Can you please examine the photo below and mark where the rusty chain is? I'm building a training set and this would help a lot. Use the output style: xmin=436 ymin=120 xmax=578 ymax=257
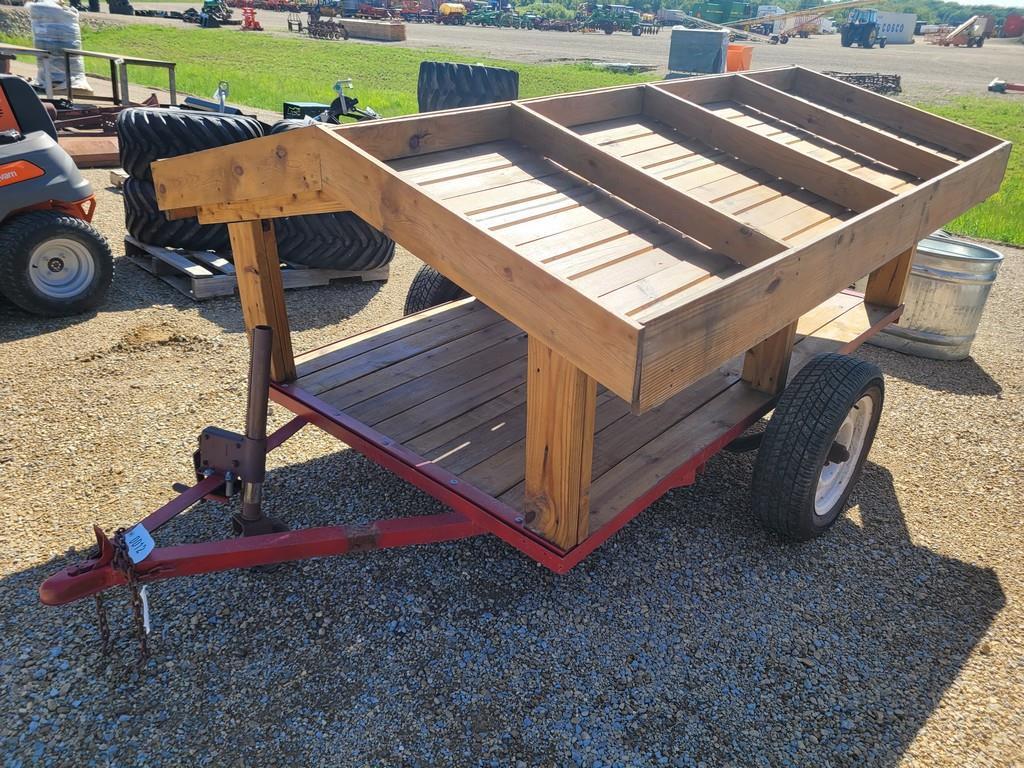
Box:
xmin=93 ymin=529 xmax=149 ymax=661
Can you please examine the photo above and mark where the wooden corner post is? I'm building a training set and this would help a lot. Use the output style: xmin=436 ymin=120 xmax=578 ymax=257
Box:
xmin=227 ymin=219 xmax=296 ymax=382
xmin=865 ymin=246 xmax=916 ymax=309
xmin=743 ymin=322 xmax=798 ymax=395
xmin=523 ymin=336 xmax=597 ymax=550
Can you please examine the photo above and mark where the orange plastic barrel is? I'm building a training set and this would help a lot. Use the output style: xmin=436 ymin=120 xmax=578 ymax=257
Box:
xmin=726 ymin=44 xmax=753 ymax=72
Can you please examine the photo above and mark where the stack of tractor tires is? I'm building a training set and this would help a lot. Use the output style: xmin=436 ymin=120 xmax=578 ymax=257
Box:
xmin=117 ymin=109 xmax=260 ymax=252
xmin=405 ymin=62 xmax=519 ymax=314
xmin=117 ymin=108 xmax=395 ymax=272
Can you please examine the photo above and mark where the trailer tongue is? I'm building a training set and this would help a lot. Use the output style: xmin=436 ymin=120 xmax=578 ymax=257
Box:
xmin=39 ymin=67 xmax=1009 ymax=656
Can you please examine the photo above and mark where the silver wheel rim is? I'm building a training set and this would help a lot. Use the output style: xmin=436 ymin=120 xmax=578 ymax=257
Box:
xmin=814 ymin=394 xmax=874 ymax=517
xmin=28 ymin=237 xmax=95 ymax=300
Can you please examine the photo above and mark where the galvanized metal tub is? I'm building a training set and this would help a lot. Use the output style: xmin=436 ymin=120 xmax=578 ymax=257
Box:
xmin=869 ymin=235 xmax=1004 ymax=360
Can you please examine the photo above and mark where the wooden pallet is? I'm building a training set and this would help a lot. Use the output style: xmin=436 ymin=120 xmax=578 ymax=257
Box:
xmin=125 ymin=236 xmax=390 ymax=300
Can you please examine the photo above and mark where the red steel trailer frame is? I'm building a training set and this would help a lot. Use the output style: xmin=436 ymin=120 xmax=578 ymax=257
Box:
xmin=39 ymin=299 xmax=900 ymax=608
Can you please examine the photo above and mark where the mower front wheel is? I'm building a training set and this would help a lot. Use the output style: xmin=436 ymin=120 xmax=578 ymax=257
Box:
xmin=0 ymin=210 xmax=113 ymax=317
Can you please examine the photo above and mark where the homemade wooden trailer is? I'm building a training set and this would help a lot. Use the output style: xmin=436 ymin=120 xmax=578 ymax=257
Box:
xmin=40 ymin=68 xmax=1009 ymax=643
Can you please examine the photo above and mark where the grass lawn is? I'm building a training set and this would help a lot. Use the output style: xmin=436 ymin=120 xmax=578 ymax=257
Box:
xmin=920 ymin=98 xmax=1023 ymax=247
xmin=0 ymin=24 xmax=653 ymax=117
xmin=0 ymin=24 xmax=1020 ymax=245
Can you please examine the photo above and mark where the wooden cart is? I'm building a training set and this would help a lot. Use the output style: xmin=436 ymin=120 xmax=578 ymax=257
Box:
xmin=40 ymin=68 xmax=1008 ymax=625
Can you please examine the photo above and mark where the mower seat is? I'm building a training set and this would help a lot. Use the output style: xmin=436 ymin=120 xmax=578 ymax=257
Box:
xmin=0 ymin=75 xmax=57 ymax=141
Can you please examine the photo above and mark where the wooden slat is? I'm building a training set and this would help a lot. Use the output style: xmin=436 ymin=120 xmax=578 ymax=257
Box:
xmin=336 ymin=104 xmax=512 ymax=162
xmin=523 ymin=337 xmax=597 ymax=549
xmin=297 ymin=304 xmax=505 ymax=393
xmin=643 ymin=86 xmax=894 ymax=213
xmin=733 ymin=76 xmax=955 ymax=180
xmin=865 ymin=246 xmax=916 ymax=308
xmin=524 ymin=84 xmax=645 ymax=128
xmin=154 ymin=128 xmax=324 ymax=210
xmin=315 ymin=129 xmax=643 ymax=402
xmin=787 ymin=68 xmax=1000 ymax=159
xmin=511 ymin=103 xmax=785 ymax=268
xmin=195 ymin=190 xmax=348 ymax=225
xmin=294 ymin=298 xmax=480 ymax=376
xmin=636 ymin=142 xmax=1010 ymax=411
xmin=227 ymin=220 xmax=295 ymax=382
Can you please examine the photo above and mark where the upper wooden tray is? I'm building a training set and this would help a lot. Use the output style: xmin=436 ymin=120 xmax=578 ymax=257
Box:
xmin=153 ymin=66 xmax=1010 ymax=412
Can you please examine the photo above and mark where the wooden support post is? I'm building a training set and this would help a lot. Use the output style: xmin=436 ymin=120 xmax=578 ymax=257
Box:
xmin=227 ymin=219 xmax=296 ymax=382
xmin=742 ymin=321 xmax=798 ymax=395
xmin=523 ymin=336 xmax=597 ymax=550
xmin=865 ymin=246 xmax=916 ymax=309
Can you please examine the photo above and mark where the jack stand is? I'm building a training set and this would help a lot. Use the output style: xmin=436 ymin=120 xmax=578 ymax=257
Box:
xmin=233 ymin=325 xmax=286 ymax=537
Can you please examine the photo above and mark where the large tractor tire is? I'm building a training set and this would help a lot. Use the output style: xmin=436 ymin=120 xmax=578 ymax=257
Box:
xmin=273 ymin=212 xmax=395 ymax=271
xmin=122 ymin=177 xmax=230 ymax=251
xmin=404 ymin=264 xmax=468 ymax=315
xmin=0 ymin=210 xmax=113 ymax=317
xmin=117 ymin=108 xmax=264 ymax=180
xmin=417 ymin=61 xmax=520 ymax=113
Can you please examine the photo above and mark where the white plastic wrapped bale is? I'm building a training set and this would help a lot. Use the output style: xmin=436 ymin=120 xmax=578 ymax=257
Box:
xmin=27 ymin=0 xmax=93 ymax=93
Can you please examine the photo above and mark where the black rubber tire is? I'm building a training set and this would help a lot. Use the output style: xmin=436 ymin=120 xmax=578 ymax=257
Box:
xmin=122 ymin=177 xmax=230 ymax=251
xmin=273 ymin=212 xmax=395 ymax=271
xmin=416 ymin=61 xmax=520 ymax=113
xmin=403 ymin=264 xmax=467 ymax=315
xmin=975 ymin=36 xmax=984 ymax=47
xmin=751 ymin=353 xmax=884 ymax=541
xmin=0 ymin=211 xmax=113 ymax=316
xmin=270 ymin=118 xmax=311 ymax=135
xmin=117 ymin=107 xmax=264 ymax=180
xmin=879 ymin=37 xmax=887 ymax=48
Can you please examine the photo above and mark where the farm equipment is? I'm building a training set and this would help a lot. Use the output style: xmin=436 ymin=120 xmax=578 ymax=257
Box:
xmin=356 ymin=0 xmax=399 ymax=19
xmin=932 ymin=15 xmax=993 ymax=47
xmin=840 ymin=8 xmax=886 ymax=48
xmin=632 ymin=12 xmax=660 ymax=35
xmin=0 ymin=75 xmax=112 ymax=316
xmin=240 ymin=0 xmax=264 ymax=29
xmin=38 ymin=68 xmax=1010 ymax=657
xmin=436 ymin=1 xmax=466 ymax=23
xmin=307 ymin=5 xmax=350 ymax=38
xmin=727 ymin=0 xmax=874 ymax=43
xmin=579 ymin=2 xmax=638 ymax=34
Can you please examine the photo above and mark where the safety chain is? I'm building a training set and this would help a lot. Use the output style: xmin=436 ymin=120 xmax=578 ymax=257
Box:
xmin=93 ymin=529 xmax=149 ymax=661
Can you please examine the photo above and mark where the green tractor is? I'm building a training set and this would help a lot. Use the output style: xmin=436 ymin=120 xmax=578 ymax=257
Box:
xmin=840 ymin=8 xmax=887 ymax=48
xmin=579 ymin=2 xmax=639 ymax=34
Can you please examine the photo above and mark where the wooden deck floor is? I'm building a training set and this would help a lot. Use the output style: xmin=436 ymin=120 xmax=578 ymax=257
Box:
xmin=292 ymin=293 xmax=895 ymax=541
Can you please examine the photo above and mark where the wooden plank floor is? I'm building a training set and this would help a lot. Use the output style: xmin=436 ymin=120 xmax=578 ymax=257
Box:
xmin=294 ymin=294 xmax=893 ymax=545
xmin=392 ymin=140 xmax=745 ymax=323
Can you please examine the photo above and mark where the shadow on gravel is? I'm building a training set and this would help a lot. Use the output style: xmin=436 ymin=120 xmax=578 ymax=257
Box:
xmin=0 ymin=254 xmax=383 ymax=343
xmin=868 ymin=344 xmax=1003 ymax=396
xmin=0 ymin=445 xmax=1006 ymax=766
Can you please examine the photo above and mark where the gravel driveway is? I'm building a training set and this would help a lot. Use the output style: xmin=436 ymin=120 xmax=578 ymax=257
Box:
xmin=0 ymin=169 xmax=1021 ymax=766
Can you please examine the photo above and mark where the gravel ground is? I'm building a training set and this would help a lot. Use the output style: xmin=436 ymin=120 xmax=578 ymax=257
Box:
xmin=0 ymin=170 xmax=1022 ymax=767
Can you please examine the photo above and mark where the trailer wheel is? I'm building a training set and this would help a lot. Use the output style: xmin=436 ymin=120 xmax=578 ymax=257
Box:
xmin=751 ymin=353 xmax=884 ymax=541
xmin=0 ymin=210 xmax=113 ymax=316
xmin=403 ymin=264 xmax=467 ymax=315
xmin=879 ymin=36 xmax=887 ymax=48
xmin=117 ymin=108 xmax=264 ymax=181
